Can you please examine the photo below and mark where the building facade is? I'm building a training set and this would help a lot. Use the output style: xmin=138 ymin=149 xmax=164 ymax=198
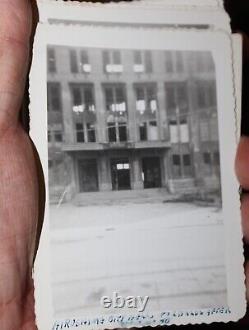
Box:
xmin=47 ymin=46 xmax=220 ymax=202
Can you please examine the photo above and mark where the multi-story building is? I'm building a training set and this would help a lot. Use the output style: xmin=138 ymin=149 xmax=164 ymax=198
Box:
xmin=47 ymin=46 xmax=220 ymax=202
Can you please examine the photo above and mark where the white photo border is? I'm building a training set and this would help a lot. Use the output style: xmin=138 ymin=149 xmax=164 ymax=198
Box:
xmin=30 ymin=21 xmax=246 ymax=330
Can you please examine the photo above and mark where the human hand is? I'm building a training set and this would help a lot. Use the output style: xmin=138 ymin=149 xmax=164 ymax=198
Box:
xmin=0 ymin=0 xmax=40 ymax=329
xmin=236 ymin=137 xmax=249 ymax=302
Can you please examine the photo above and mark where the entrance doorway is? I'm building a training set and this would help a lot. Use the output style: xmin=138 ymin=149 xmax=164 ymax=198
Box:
xmin=142 ymin=157 xmax=162 ymax=189
xmin=111 ymin=158 xmax=131 ymax=191
xmin=78 ymin=159 xmax=99 ymax=192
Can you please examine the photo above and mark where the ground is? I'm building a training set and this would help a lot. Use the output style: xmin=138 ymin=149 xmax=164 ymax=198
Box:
xmin=49 ymin=202 xmax=227 ymax=319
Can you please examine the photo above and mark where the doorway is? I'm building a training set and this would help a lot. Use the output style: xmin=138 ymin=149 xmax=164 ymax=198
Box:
xmin=142 ymin=157 xmax=162 ymax=189
xmin=78 ymin=159 xmax=99 ymax=192
xmin=111 ymin=158 xmax=131 ymax=191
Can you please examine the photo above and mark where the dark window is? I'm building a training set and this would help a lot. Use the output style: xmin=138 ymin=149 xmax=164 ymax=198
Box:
xmin=70 ymin=49 xmax=78 ymax=73
xmin=104 ymin=85 xmax=127 ymax=142
xmin=116 ymin=87 xmax=125 ymax=105
xmin=84 ymin=87 xmax=95 ymax=111
xmin=172 ymin=154 xmax=181 ymax=166
xmin=72 ymin=86 xmax=82 ymax=106
xmin=48 ymin=160 xmax=53 ymax=169
xmin=145 ymin=51 xmax=153 ymax=73
xmin=139 ymin=123 xmax=147 ymax=141
xmin=47 ymin=48 xmax=56 ymax=73
xmin=169 ymin=119 xmax=177 ymax=126
xmin=80 ymin=50 xmax=88 ymax=65
xmin=105 ymin=87 xmax=114 ymax=111
xmin=104 ymin=85 xmax=126 ymax=113
xmin=71 ymin=84 xmax=95 ymax=112
xmin=47 ymin=82 xmax=62 ymax=112
xmin=183 ymin=154 xmax=191 ymax=166
xmin=203 ymin=152 xmax=212 ymax=164
xmin=149 ymin=120 xmax=157 ymax=127
xmin=135 ymin=84 xmax=157 ymax=114
xmin=172 ymin=154 xmax=181 ymax=178
xmin=119 ymin=124 xmax=127 ymax=142
xmin=76 ymin=123 xmax=85 ymax=142
xmin=178 ymin=84 xmax=188 ymax=107
xmin=54 ymin=130 xmax=63 ymax=142
xmin=71 ymin=84 xmax=96 ymax=142
xmin=136 ymin=86 xmax=145 ymax=103
xmin=48 ymin=130 xmax=51 ymax=142
xmin=113 ymin=50 xmax=121 ymax=65
xmin=165 ymin=82 xmax=188 ymax=111
xmin=108 ymin=123 xmax=117 ymax=142
xmin=80 ymin=50 xmax=90 ymax=72
xmin=176 ymin=52 xmax=184 ymax=72
xmin=103 ymin=50 xmax=110 ymax=71
xmin=166 ymin=85 xmax=176 ymax=109
xmin=165 ymin=51 xmax=173 ymax=73
xmin=103 ymin=50 xmax=122 ymax=72
xmin=134 ymin=51 xmax=142 ymax=65
xmin=87 ymin=123 xmax=96 ymax=142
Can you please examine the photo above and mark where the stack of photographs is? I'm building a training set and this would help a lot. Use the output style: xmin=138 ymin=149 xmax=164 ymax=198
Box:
xmin=30 ymin=1 xmax=245 ymax=329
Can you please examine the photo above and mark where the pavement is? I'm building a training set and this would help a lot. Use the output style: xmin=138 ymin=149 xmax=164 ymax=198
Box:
xmin=49 ymin=202 xmax=227 ymax=319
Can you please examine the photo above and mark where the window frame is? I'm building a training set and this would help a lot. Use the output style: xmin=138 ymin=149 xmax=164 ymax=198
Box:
xmin=70 ymin=83 xmax=97 ymax=143
xmin=104 ymin=84 xmax=128 ymax=143
xmin=47 ymin=82 xmax=62 ymax=112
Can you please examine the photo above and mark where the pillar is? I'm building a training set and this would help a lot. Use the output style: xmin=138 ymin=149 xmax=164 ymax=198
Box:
xmin=132 ymin=153 xmax=143 ymax=190
xmin=99 ymin=153 xmax=112 ymax=191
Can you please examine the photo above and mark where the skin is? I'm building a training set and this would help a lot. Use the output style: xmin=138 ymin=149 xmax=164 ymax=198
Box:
xmin=0 ymin=0 xmax=247 ymax=329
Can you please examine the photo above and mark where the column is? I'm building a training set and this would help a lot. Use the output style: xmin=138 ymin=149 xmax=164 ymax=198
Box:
xmin=161 ymin=150 xmax=170 ymax=190
xmin=61 ymin=80 xmax=75 ymax=144
xmin=99 ymin=153 xmax=112 ymax=191
xmin=157 ymin=81 xmax=169 ymax=141
xmin=94 ymin=82 xmax=107 ymax=143
xmin=132 ymin=153 xmax=143 ymax=190
xmin=187 ymin=78 xmax=203 ymax=188
xmin=126 ymin=82 xmax=138 ymax=142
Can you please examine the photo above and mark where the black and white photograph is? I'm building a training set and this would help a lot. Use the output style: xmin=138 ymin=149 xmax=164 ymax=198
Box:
xmin=48 ymin=46 xmax=225 ymax=316
xmin=30 ymin=1 xmax=246 ymax=329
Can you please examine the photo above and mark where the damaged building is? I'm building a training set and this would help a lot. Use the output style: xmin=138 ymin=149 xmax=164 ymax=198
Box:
xmin=47 ymin=46 xmax=220 ymax=202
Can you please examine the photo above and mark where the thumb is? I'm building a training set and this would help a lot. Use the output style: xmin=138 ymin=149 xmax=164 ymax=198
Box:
xmin=0 ymin=0 xmax=32 ymax=135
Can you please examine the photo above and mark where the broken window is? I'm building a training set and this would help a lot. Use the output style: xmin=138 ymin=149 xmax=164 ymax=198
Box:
xmin=104 ymin=84 xmax=128 ymax=142
xmin=103 ymin=50 xmax=123 ymax=73
xmin=165 ymin=82 xmax=188 ymax=115
xmin=76 ymin=123 xmax=85 ymax=143
xmin=80 ymin=50 xmax=91 ymax=73
xmin=135 ymin=84 xmax=158 ymax=141
xmin=71 ymin=84 xmax=96 ymax=143
xmin=133 ymin=51 xmax=153 ymax=73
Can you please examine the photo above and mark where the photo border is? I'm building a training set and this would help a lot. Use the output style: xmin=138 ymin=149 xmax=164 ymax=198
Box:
xmin=30 ymin=19 xmax=245 ymax=330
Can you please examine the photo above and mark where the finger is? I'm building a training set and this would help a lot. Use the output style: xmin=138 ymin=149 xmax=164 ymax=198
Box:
xmin=241 ymin=194 xmax=249 ymax=243
xmin=0 ymin=0 xmax=32 ymax=133
xmin=235 ymin=137 xmax=249 ymax=190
